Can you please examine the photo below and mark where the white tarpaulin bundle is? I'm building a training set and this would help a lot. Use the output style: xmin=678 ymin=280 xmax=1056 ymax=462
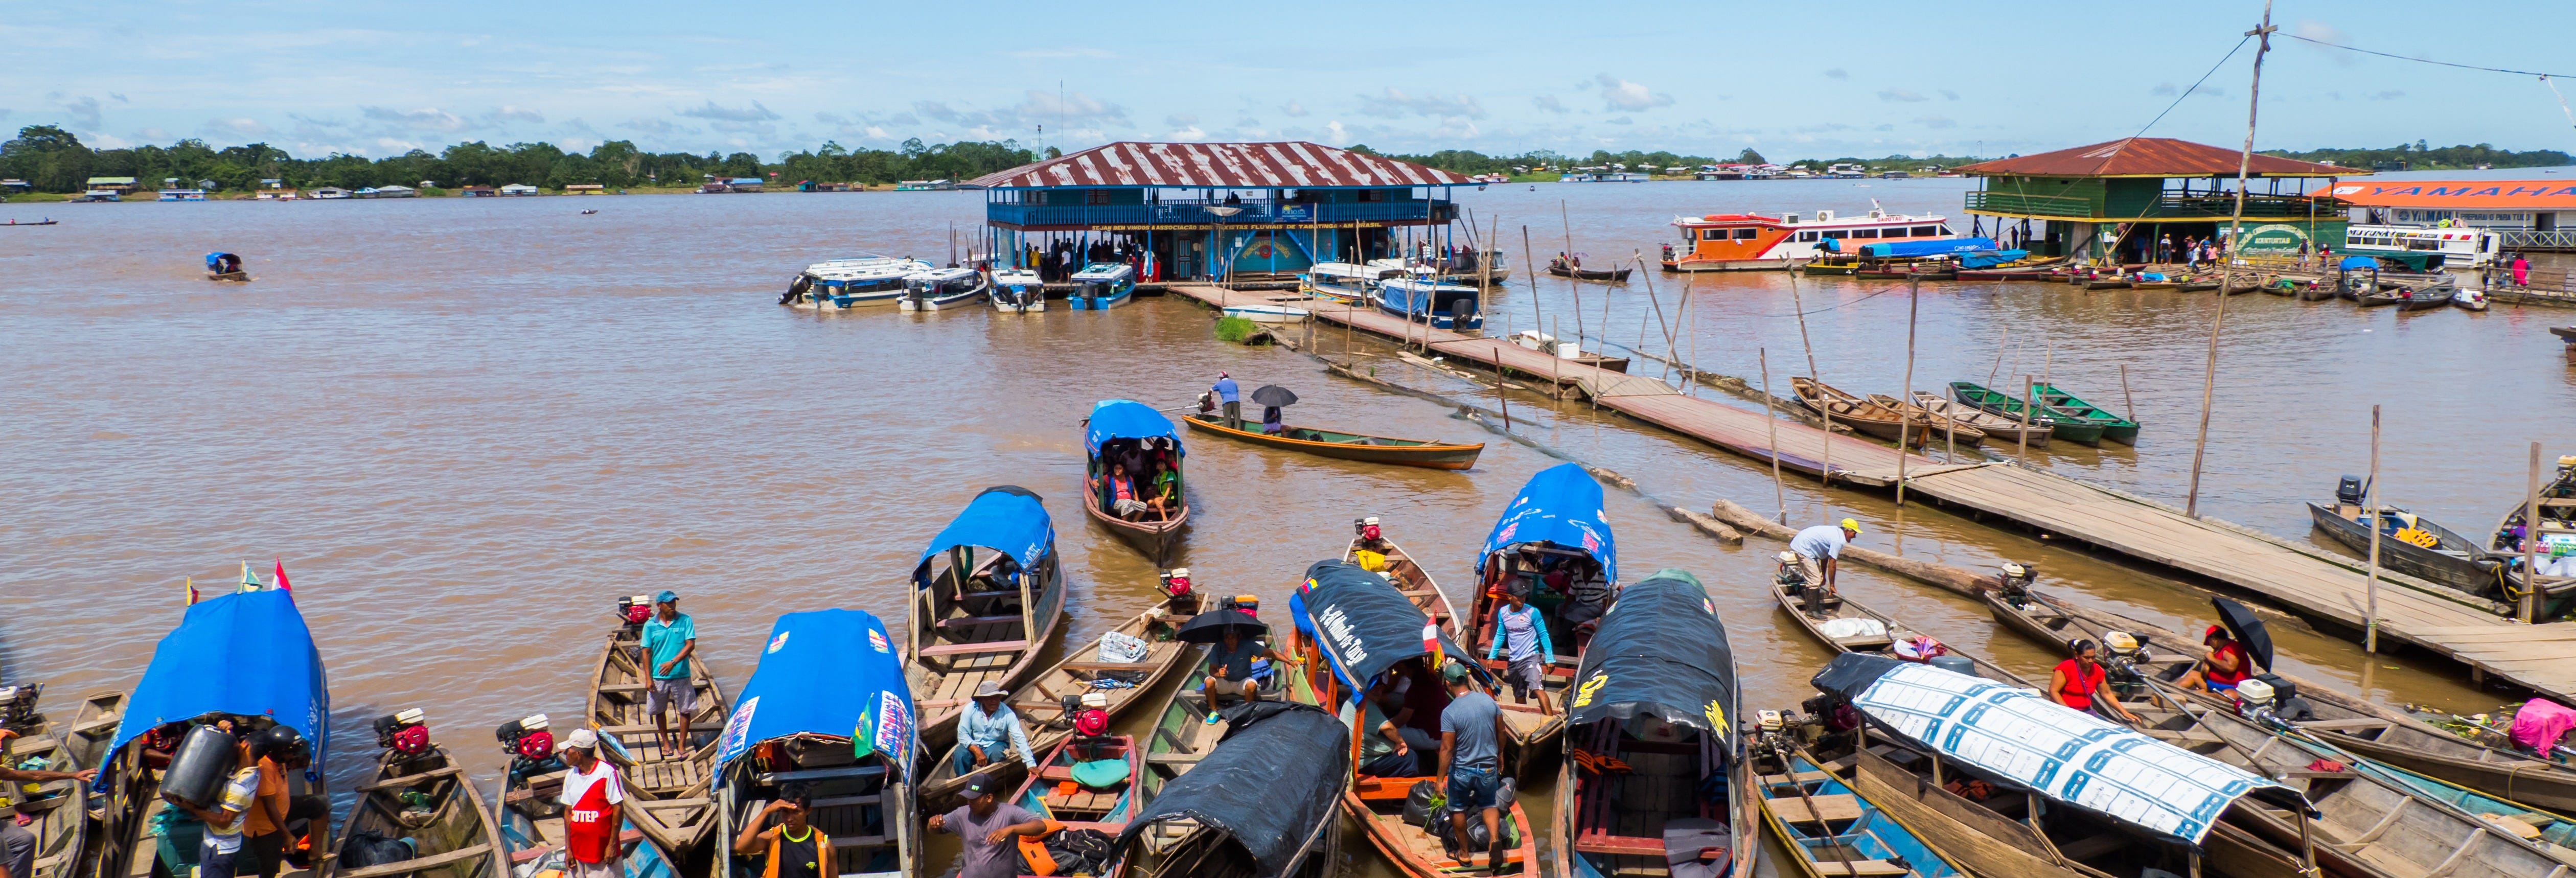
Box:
xmin=1812 ymin=655 xmax=2283 ymax=844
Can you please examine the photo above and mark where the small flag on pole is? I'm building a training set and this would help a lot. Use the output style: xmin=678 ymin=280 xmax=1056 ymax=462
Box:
xmin=273 ymin=558 xmax=292 ymax=593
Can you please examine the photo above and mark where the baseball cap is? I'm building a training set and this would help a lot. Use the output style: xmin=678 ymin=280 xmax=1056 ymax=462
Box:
xmin=557 ymin=728 xmax=600 ymax=753
xmin=654 ymin=589 xmax=679 ymax=605
xmin=962 ymin=778 xmax=996 ymax=799
xmin=1439 ymin=660 xmax=1469 ymax=683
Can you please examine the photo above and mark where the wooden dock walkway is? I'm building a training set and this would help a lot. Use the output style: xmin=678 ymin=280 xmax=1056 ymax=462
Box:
xmin=1167 ymin=283 xmax=2576 ymax=701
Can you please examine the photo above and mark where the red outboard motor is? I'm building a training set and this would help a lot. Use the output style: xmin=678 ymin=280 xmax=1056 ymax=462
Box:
xmin=372 ymin=708 xmax=433 ymax=757
xmin=1353 ymin=517 xmax=1382 ymax=543
xmin=616 ymin=594 xmax=653 ymax=629
xmin=1159 ymin=568 xmax=1200 ymax=614
xmin=495 ymin=713 xmax=555 ymax=761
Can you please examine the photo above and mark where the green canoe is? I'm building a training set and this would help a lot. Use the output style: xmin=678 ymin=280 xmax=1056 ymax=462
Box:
xmin=1948 ymin=381 xmax=2107 ymax=445
xmin=2031 ymin=382 xmax=2140 ymax=445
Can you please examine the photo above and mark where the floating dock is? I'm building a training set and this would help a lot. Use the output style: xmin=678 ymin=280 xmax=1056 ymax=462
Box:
xmin=1169 ymin=283 xmax=2576 ymax=701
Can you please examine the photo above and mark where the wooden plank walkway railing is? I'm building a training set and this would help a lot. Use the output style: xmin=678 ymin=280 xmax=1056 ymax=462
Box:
xmin=1162 ymin=283 xmax=2576 ymax=700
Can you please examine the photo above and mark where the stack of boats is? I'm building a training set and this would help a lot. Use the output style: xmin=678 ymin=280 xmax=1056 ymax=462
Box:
xmin=1783 ymin=377 xmax=2138 ymax=450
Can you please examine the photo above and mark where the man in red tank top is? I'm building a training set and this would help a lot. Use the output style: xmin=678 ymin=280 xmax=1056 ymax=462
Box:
xmin=555 ymin=729 xmax=627 ymax=878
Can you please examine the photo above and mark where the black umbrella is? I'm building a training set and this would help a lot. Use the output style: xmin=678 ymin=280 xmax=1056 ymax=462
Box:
xmin=2211 ymin=597 xmax=2274 ymax=673
xmin=1249 ymin=384 xmax=1299 ymax=407
xmin=1176 ymin=608 xmax=1268 ymax=644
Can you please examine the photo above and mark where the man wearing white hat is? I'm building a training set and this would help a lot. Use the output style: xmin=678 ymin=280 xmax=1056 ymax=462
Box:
xmin=556 ymin=729 xmax=627 ymax=878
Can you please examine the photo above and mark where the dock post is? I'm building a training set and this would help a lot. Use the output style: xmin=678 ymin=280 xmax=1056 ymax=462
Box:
xmin=2019 ymin=376 xmax=2035 ymax=468
xmin=2525 ymin=442 xmax=2543 ymax=623
xmin=1494 ymin=346 xmax=1511 ymax=432
xmin=1898 ymin=276 xmax=1919 ymax=505
xmin=1762 ymin=348 xmax=1785 ymax=523
xmin=2364 ymin=404 xmax=2381 ymax=653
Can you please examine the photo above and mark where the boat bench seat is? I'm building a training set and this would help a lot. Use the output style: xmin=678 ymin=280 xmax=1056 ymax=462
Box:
xmin=1798 ymin=859 xmax=1911 ymax=876
xmin=1571 ymin=831 xmax=1665 ymax=857
xmin=1767 ymin=793 xmax=1861 ymax=824
xmin=918 ymin=639 xmax=1030 ymax=657
xmin=935 ymin=615 xmax=1023 ymax=630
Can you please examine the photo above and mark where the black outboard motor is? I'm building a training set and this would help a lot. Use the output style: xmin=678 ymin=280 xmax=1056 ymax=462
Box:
xmin=1994 ymin=562 xmax=2037 ymax=606
xmin=2335 ymin=475 xmax=2368 ymax=508
xmin=781 ymin=274 xmax=812 ymax=306
xmin=0 ymin=683 xmax=40 ymax=733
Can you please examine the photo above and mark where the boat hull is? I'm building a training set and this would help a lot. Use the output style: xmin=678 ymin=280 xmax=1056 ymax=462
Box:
xmin=1182 ymin=413 xmax=1483 ymax=470
xmin=587 ymin=626 xmax=730 ymax=858
xmin=918 ymin=607 xmax=1191 ymax=814
xmin=1547 ymin=265 xmax=1632 ymax=281
xmin=1082 ymin=482 xmax=1186 ymax=563
xmin=1069 ymin=290 xmax=1133 ymax=310
xmin=2304 ymin=502 xmax=2502 ymax=597
xmin=1221 ymin=305 xmax=1310 ymax=324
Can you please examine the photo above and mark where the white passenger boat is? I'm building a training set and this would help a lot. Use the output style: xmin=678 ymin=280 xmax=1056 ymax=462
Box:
xmin=1374 ymin=273 xmax=1484 ymax=331
xmin=782 ymin=255 xmax=933 ymax=309
xmin=1299 ymin=262 xmax=1396 ymax=303
xmin=899 ymin=267 xmax=991 ymax=312
xmin=1067 ymin=262 xmax=1136 ymax=310
xmin=1222 ymin=303 xmax=1310 ymax=324
xmin=989 ymin=268 xmax=1045 ymax=312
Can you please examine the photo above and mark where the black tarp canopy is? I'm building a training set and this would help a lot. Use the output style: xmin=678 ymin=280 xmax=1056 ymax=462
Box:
xmin=1115 ymin=702 xmax=1347 ymax=876
xmin=1565 ymin=569 xmax=1738 ymax=746
xmin=1290 ymin=559 xmax=1473 ymax=693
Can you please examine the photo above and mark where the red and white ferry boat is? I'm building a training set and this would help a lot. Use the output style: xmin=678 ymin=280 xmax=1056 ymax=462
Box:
xmin=1660 ymin=204 xmax=1959 ymax=271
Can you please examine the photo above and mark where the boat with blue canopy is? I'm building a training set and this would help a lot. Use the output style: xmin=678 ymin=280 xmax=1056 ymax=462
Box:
xmin=1083 ymin=400 xmax=1189 ymax=563
xmin=906 ymin=486 xmax=1068 ymax=751
xmin=711 ymin=610 xmax=918 ymax=878
xmin=1553 ymin=569 xmax=1754 ymax=878
xmin=95 ymin=585 xmax=330 ymax=878
xmin=1285 ymin=559 xmax=1543 ymax=876
xmin=1471 ymin=463 xmax=1616 ymax=695
xmin=1068 ymin=262 xmax=1136 ymax=310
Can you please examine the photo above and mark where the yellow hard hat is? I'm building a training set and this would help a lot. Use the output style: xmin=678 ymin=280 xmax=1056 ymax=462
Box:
xmin=1839 ymin=518 xmax=1864 ymax=535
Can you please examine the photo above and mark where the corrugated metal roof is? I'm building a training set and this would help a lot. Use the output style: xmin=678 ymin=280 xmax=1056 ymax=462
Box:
xmin=1954 ymin=137 xmax=2351 ymax=178
xmin=967 ymin=142 xmax=1474 ymax=189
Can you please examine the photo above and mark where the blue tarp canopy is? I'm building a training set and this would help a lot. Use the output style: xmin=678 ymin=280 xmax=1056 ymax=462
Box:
xmin=1957 ymin=249 xmax=2029 ymax=269
xmin=1858 ymin=237 xmax=1998 ymax=259
xmin=914 ymin=486 xmax=1055 ymax=583
xmin=715 ymin=610 xmax=914 ymax=770
xmin=2340 ymin=255 xmax=2380 ymax=271
xmin=110 ymin=589 xmax=330 ymax=771
xmin=1477 ymin=463 xmax=1618 ymax=583
xmin=1085 ymin=400 xmax=1182 ymax=458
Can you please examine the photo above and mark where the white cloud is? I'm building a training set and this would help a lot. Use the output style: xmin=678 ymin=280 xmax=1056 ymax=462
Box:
xmin=360 ymin=106 xmax=471 ymax=132
xmin=1877 ymin=88 xmax=1927 ymax=103
xmin=490 ymin=106 xmax=546 ymax=124
xmin=864 ymin=126 xmax=890 ymax=140
xmin=1325 ymin=120 xmax=1348 ymax=143
xmin=1170 ymin=125 xmax=1206 ymax=141
xmin=1354 ymin=87 xmax=1484 ymax=119
xmin=1592 ymin=75 xmax=1672 ymax=112
xmin=1279 ymin=100 xmax=1308 ymax=118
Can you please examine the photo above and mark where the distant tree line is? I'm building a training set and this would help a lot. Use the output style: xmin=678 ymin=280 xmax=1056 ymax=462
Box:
xmin=0 ymin=126 xmax=1043 ymax=193
xmin=2261 ymin=142 xmax=2571 ymax=171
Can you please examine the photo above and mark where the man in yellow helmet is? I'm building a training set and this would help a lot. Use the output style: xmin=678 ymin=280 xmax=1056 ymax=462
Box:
xmin=1788 ymin=518 xmax=1864 ymax=594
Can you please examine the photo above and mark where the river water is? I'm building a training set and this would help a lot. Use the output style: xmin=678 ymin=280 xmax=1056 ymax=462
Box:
xmin=4 ymin=180 xmax=2566 ymax=875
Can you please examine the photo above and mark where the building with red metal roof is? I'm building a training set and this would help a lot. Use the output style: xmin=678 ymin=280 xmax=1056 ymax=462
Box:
xmin=1956 ymin=137 xmax=2358 ymax=264
xmin=967 ymin=141 xmax=1480 ymax=282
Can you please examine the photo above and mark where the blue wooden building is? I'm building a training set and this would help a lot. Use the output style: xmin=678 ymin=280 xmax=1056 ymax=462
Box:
xmin=965 ymin=141 xmax=1476 ymax=281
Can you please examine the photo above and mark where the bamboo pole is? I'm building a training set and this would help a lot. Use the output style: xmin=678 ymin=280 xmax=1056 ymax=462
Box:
xmin=1787 ymin=264 xmax=1829 ymax=484
xmin=1763 ymin=348 xmax=1785 ymax=522
xmin=2191 ymin=0 xmax=2275 ymax=520
xmin=1496 ymin=346 xmax=1511 ymax=431
xmin=1638 ymin=252 xmax=1680 ymax=384
xmin=2020 ymin=376 xmax=2035 ymax=467
xmin=2524 ymin=442 xmax=2543 ymax=623
xmin=1522 ymin=224 xmax=1540 ymax=345
xmin=2364 ymin=404 xmax=2382 ymax=653
xmin=2119 ymin=363 xmax=2138 ymax=424
xmin=1986 ymin=326 xmax=2008 ymax=389
xmin=1898 ymin=275 xmax=1919 ymax=505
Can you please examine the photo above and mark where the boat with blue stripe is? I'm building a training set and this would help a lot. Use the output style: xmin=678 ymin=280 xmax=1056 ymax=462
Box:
xmin=1373 ymin=273 xmax=1483 ymax=330
xmin=783 ymin=255 xmax=932 ymax=309
xmin=989 ymin=267 xmax=1045 ymax=312
xmin=1068 ymin=262 xmax=1136 ymax=309
xmin=1753 ymin=749 xmax=1962 ymax=878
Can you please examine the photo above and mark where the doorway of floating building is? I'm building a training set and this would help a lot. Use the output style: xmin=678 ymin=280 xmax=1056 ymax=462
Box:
xmin=1228 ymin=229 xmax=1316 ymax=280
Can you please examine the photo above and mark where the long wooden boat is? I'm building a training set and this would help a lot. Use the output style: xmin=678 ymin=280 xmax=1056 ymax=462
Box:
xmin=907 ymin=486 xmax=1071 ymax=753
xmin=1085 ymin=401 xmax=1190 ymax=564
xmin=1182 ymin=412 xmax=1483 ymax=470
xmin=1792 ymin=377 xmax=1926 ymax=448
xmin=324 ymin=731 xmax=504 ymax=878
xmin=1284 ymin=560 xmax=1540 ymax=877
xmin=10 ymin=691 xmax=123 ymax=878
xmin=586 ymin=614 xmax=730 ymax=858
xmin=1910 ymin=392 xmax=2049 ymax=447
xmin=1981 ymin=585 xmax=2576 ymax=816
xmin=2490 ymin=455 xmax=2576 ymax=616
xmin=1773 ymin=573 xmax=2034 ymax=686
xmin=1867 ymin=393 xmax=1987 ymax=447
xmin=1753 ymin=747 xmax=1965 ymax=878
xmin=1114 ymin=701 xmax=1344 ymax=878
xmin=1350 ymin=532 xmax=1463 ymax=642
xmin=2305 ymin=498 xmax=2504 ymax=597
xmin=1548 ymin=261 xmax=1632 ymax=281
xmin=1084 ymin=486 xmax=1188 ymax=564
xmin=2029 ymin=383 xmax=2138 ymax=445
xmin=492 ymin=717 xmax=676 ymax=878
xmin=1551 ymin=571 xmax=1755 ymax=878
xmin=1949 ymin=381 xmax=2102 ymax=445
xmin=2082 ymin=278 xmax=2131 ymax=290
xmin=1855 ymin=268 xmax=1957 ymax=281
xmin=917 ymin=604 xmax=1193 ymax=814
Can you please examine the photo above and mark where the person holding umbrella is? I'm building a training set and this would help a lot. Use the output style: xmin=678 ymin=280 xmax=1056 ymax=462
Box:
xmin=1176 ymin=607 xmax=1287 ymax=721
xmin=1248 ymin=384 xmax=1298 ymax=435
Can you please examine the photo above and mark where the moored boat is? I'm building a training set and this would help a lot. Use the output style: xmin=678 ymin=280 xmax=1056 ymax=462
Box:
xmin=324 ymin=713 xmax=504 ymax=878
xmin=2305 ymin=477 xmax=2506 ymax=598
xmin=1769 ymin=554 xmax=2028 ymax=683
xmin=1465 ymin=462 xmax=1608 ymax=758
xmin=1748 ymin=736 xmax=1964 ymax=878
xmin=990 ymin=268 xmax=1046 ymax=312
xmin=1221 ymin=303 xmax=1310 ymax=324
xmin=1375 ymin=274 xmax=1485 ymax=330
xmin=905 ymin=485 xmax=1070 ymax=751
xmin=2452 ymin=287 xmax=2489 ymax=311
xmin=1284 ymin=560 xmax=1539 ymax=877
xmin=1867 ymin=392 xmax=1987 ymax=447
xmin=1005 ymin=732 xmax=1143 ymax=835
xmin=492 ymin=714 xmax=677 ymax=878
xmin=2491 ymin=455 xmax=2576 ymax=615
xmin=8 ymin=690 xmax=124 ymax=878
xmin=1948 ymin=381 xmax=2101 ymax=444
xmin=782 ymin=256 xmax=931 ymax=309
xmin=586 ymin=598 xmax=731 ymax=859
xmin=1299 ymin=262 xmax=1398 ymax=304
xmin=896 ymin=266 xmax=989 ymax=312
xmin=1069 ymin=262 xmax=1137 ymax=310
xmin=1082 ymin=401 xmax=1190 ymax=563
xmin=917 ymin=604 xmax=1191 ymax=813
xmin=1791 ymin=377 xmax=1926 ymax=448
xmin=1111 ymin=702 xmax=1345 ymax=878
xmin=710 ymin=609 xmax=920 ymax=878
xmin=1546 ymin=258 xmax=1633 ymax=282
xmin=1183 ymin=412 xmax=1483 ymax=470
xmin=1662 ymin=207 xmax=1961 ymax=272
xmin=1552 ymin=569 xmax=1755 ymax=878
xmin=1349 ymin=520 xmax=1465 ymax=643
xmin=1910 ymin=391 xmax=2048 ymax=447
xmin=2029 ymin=383 xmax=2138 ymax=445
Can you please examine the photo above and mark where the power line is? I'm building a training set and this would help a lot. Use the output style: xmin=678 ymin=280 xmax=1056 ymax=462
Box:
xmin=2283 ymin=33 xmax=2574 ymax=79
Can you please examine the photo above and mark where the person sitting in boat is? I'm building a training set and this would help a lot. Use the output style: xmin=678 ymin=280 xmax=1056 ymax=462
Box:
xmin=2175 ymin=625 xmax=2251 ymax=692
xmin=2049 ymin=639 xmax=2143 ymax=725
xmin=1096 ymin=460 xmax=1148 ymax=521
xmin=955 ymin=682 xmax=1039 ymax=777
xmin=1201 ymin=624 xmax=1287 ymax=713
xmin=1260 ymin=404 xmax=1285 ymax=435
xmin=1349 ymin=668 xmax=1435 ymax=777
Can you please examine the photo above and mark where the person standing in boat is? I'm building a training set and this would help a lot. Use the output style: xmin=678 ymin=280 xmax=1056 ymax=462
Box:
xmin=642 ymin=590 xmax=699 ymax=754
xmin=732 ymin=782 xmax=833 ymax=878
xmin=2048 ymin=640 xmax=2142 ymax=725
xmin=1787 ymin=519 xmax=1861 ymax=594
xmin=556 ymin=729 xmax=628 ymax=878
xmin=1485 ymin=583 xmax=1553 ymax=712
xmin=1211 ymin=373 xmax=1241 ymax=429
xmin=1436 ymin=660 xmax=1508 ymax=870
xmin=928 ymin=779 xmax=1047 ymax=878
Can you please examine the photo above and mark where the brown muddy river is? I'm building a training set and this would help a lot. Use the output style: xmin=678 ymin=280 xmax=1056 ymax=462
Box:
xmin=4 ymin=179 xmax=2567 ymax=876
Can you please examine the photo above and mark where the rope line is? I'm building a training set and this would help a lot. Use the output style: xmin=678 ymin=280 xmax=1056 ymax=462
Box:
xmin=2283 ymin=33 xmax=2575 ymax=79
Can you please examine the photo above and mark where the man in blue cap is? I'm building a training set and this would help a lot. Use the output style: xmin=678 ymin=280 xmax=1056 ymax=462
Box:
xmin=642 ymin=590 xmax=699 ymax=754
xmin=1211 ymin=372 xmax=1240 ymax=430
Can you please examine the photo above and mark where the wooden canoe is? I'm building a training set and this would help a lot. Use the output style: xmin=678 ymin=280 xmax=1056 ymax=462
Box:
xmin=1554 ymin=710 xmax=1755 ymax=878
xmin=906 ymin=541 xmax=1067 ymax=752
xmin=1083 ymin=478 xmax=1188 ymax=564
xmin=1774 ymin=580 xmax=2032 ymax=685
xmin=586 ymin=623 xmax=729 ymax=858
xmin=1791 ymin=377 xmax=1926 ymax=448
xmin=1548 ymin=263 xmax=1632 ymax=282
xmin=10 ymin=691 xmax=123 ymax=878
xmin=1855 ymin=268 xmax=1956 ymax=281
xmin=710 ymin=736 xmax=914 ymax=878
xmin=1867 ymin=392 xmax=1988 ymax=447
xmin=493 ymin=747 xmax=677 ymax=878
xmin=1346 ymin=534 xmax=1465 ymax=643
xmin=1911 ymin=392 xmax=2048 ymax=447
xmin=2082 ymin=279 xmax=2130 ymax=290
xmin=206 ymin=270 xmax=250 ymax=282
xmin=2029 ymin=383 xmax=2138 ymax=445
xmin=1182 ymin=413 xmax=1483 ymax=470
xmin=1005 ymin=733 xmax=1144 ymax=831
xmin=917 ymin=605 xmax=1193 ymax=814
xmin=1948 ymin=382 xmax=2101 ymax=445
xmin=326 ymin=742 xmax=504 ymax=878
xmin=2305 ymin=500 xmax=2504 ymax=598
xmin=1754 ymin=747 xmax=1967 ymax=878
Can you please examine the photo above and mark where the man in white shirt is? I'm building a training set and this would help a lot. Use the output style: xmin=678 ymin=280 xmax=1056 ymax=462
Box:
xmin=1788 ymin=518 xmax=1862 ymax=593
xmin=556 ymin=729 xmax=628 ymax=878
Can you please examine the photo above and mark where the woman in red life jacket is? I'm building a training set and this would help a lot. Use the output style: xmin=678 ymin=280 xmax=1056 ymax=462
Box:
xmin=2048 ymin=639 xmax=2141 ymax=725
xmin=555 ymin=729 xmax=627 ymax=878
xmin=2178 ymin=626 xmax=2252 ymax=692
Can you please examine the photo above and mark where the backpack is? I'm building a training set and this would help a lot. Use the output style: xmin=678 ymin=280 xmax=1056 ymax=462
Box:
xmin=1016 ymin=826 xmax=1118 ymax=876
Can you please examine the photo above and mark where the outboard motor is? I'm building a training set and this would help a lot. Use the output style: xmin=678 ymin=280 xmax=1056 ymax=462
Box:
xmin=2334 ymin=475 xmax=2368 ymax=510
xmin=372 ymin=708 xmax=434 ymax=759
xmin=616 ymin=594 xmax=653 ymax=630
xmin=781 ymin=274 xmax=812 ymax=305
xmin=1158 ymin=567 xmax=1198 ymax=613
xmin=2098 ymin=631 xmax=2157 ymax=694
xmin=0 ymin=683 xmax=40 ymax=734
xmin=1994 ymin=562 xmax=2037 ymax=605
xmin=496 ymin=713 xmax=563 ymax=783
xmin=1353 ymin=516 xmax=1382 ymax=543
xmin=2233 ymin=674 xmax=2315 ymax=728
xmin=1775 ymin=551 xmax=1830 ymax=617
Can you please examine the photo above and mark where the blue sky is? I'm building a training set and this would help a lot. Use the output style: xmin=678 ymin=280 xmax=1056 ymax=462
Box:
xmin=9 ymin=1 xmax=2571 ymax=161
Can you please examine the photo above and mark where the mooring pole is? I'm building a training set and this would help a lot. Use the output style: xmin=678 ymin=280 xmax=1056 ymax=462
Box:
xmin=2364 ymin=404 xmax=2382 ymax=654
